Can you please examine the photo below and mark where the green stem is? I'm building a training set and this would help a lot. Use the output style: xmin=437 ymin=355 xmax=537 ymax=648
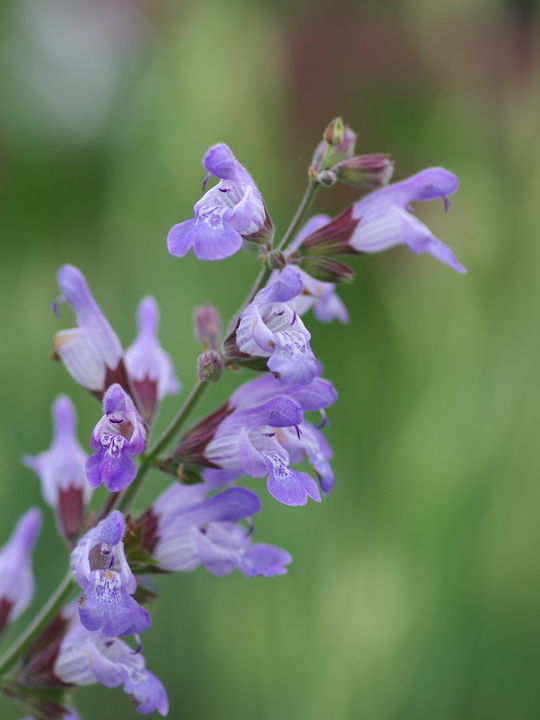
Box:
xmin=275 ymin=178 xmax=318 ymax=253
xmin=0 ymin=572 xmax=75 ymax=679
xmin=275 ymin=141 xmax=335 ymax=255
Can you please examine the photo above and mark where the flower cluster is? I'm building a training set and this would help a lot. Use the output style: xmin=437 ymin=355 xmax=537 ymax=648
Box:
xmin=2 ymin=118 xmax=465 ymax=719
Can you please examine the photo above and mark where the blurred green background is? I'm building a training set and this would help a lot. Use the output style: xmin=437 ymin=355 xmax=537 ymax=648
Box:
xmin=1 ymin=0 xmax=540 ymax=717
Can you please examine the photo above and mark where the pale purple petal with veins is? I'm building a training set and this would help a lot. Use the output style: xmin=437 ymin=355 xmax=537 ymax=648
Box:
xmin=86 ymin=384 xmax=146 ymax=492
xmin=237 ymin=544 xmax=292 ymax=578
xmin=125 ymin=297 xmax=181 ymax=423
xmin=122 ymin=666 xmax=169 ymax=716
xmin=71 ymin=511 xmax=146 ymax=637
xmin=236 ymin=267 xmax=318 ymax=385
xmin=350 ymin=168 xmax=466 ymax=273
xmin=264 ymin=451 xmax=321 ymax=506
xmin=78 ymin=569 xmax=141 ymax=637
xmin=266 ymin=330 xmax=318 ymax=385
xmin=152 ymin=483 xmax=290 ymax=578
xmin=54 ymin=265 xmax=123 ymax=391
xmin=168 ymin=143 xmax=265 ymax=261
xmin=0 ymin=508 xmax=41 ymax=631
xmin=55 ymin=621 xmax=168 ymax=715
xmin=23 ymin=395 xmax=90 ymax=540
xmin=230 ymin=374 xmax=337 ymax=413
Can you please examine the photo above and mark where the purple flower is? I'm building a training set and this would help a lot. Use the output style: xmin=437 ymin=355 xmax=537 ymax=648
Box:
xmin=0 ymin=509 xmax=41 ymax=636
xmin=70 ymin=511 xmax=150 ymax=637
xmin=349 ymin=168 xmax=465 ymax=272
xmin=125 ymin=297 xmax=181 ymax=424
xmin=148 ymin=483 xmax=291 ymax=577
xmin=55 ymin=617 xmax=168 ymax=716
xmin=186 ymin=374 xmax=336 ymax=506
xmin=86 ymin=384 xmax=146 ymax=492
xmin=167 ymin=143 xmax=267 ymax=261
xmin=53 ymin=265 xmax=125 ymax=393
xmin=235 ymin=266 xmax=318 ymax=385
xmin=23 ymin=395 xmax=90 ymax=541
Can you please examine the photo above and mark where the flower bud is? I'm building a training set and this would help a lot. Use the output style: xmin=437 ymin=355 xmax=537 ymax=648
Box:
xmin=300 ymin=257 xmax=356 ymax=284
xmin=197 ymin=351 xmax=223 ymax=383
xmin=324 ymin=117 xmax=345 ymax=146
xmin=334 ymin=153 xmax=394 ymax=188
xmin=267 ymin=250 xmax=288 ymax=270
xmin=194 ymin=303 xmax=222 ymax=351
xmin=312 ymin=122 xmax=357 ymax=171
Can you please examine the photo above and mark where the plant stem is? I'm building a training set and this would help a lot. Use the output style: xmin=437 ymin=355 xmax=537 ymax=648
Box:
xmin=0 ymin=572 xmax=75 ymax=679
xmin=275 ymin=141 xmax=335 ymax=255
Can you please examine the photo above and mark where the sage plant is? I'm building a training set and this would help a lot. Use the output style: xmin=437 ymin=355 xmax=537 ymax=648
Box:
xmin=0 ymin=118 xmax=465 ymax=718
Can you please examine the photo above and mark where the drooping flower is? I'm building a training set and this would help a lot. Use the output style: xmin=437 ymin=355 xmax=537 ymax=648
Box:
xmin=300 ymin=168 xmax=466 ymax=273
xmin=23 ymin=395 xmax=90 ymax=541
xmin=55 ymin=616 xmax=168 ymax=716
xmin=70 ymin=511 xmax=150 ymax=637
xmin=86 ymin=384 xmax=146 ymax=493
xmin=167 ymin=143 xmax=269 ymax=261
xmin=173 ymin=374 xmax=336 ymax=506
xmin=53 ymin=265 xmax=126 ymax=394
xmin=0 ymin=509 xmax=41 ymax=636
xmin=234 ymin=266 xmax=319 ymax=385
xmin=141 ymin=483 xmax=291 ymax=577
xmin=125 ymin=296 xmax=181 ymax=424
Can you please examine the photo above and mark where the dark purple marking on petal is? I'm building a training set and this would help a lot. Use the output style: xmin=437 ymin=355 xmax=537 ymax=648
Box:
xmin=50 ymin=295 xmax=65 ymax=319
xmin=314 ymin=410 xmax=331 ymax=429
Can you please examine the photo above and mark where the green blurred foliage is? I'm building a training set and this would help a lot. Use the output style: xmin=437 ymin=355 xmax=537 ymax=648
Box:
xmin=1 ymin=0 xmax=540 ymax=718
